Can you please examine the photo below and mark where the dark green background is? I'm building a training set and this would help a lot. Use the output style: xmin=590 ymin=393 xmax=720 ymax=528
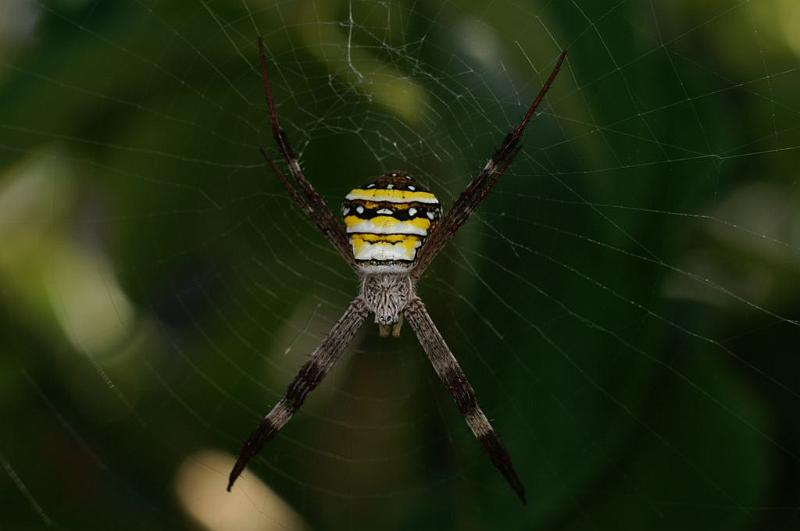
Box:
xmin=1 ymin=0 xmax=799 ymax=529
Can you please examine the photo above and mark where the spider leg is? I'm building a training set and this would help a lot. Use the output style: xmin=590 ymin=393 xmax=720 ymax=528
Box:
xmin=404 ymin=297 xmax=526 ymax=503
xmin=228 ymin=297 xmax=369 ymax=491
xmin=259 ymin=146 xmax=358 ymax=269
xmin=411 ymin=51 xmax=567 ymax=280
xmin=257 ymin=38 xmax=356 ymax=269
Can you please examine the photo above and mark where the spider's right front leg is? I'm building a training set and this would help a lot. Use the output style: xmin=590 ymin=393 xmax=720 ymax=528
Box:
xmin=228 ymin=297 xmax=368 ymax=490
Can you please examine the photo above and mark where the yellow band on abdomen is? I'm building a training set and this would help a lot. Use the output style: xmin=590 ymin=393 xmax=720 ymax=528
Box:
xmin=345 ymin=188 xmax=439 ymax=204
xmin=344 ymin=215 xmax=431 ymax=235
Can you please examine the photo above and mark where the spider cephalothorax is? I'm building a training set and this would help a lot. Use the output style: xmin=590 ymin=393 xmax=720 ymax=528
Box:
xmin=361 ymin=272 xmax=412 ymax=336
xmin=228 ymin=38 xmax=567 ymax=504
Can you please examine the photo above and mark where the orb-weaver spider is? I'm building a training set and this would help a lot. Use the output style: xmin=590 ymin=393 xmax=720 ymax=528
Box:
xmin=229 ymin=38 xmax=567 ymax=503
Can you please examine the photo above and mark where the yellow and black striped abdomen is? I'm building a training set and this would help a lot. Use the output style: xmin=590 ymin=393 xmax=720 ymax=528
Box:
xmin=342 ymin=171 xmax=440 ymax=268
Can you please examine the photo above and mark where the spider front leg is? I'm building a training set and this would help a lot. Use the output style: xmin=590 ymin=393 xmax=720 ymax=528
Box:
xmin=228 ymin=297 xmax=369 ymax=490
xmin=404 ymin=297 xmax=526 ymax=503
xmin=411 ymin=50 xmax=567 ymax=280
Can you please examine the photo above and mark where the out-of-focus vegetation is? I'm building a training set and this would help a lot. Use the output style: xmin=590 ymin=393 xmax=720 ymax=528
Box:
xmin=1 ymin=1 xmax=799 ymax=530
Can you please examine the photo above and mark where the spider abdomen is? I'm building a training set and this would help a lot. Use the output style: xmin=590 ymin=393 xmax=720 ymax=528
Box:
xmin=342 ymin=171 xmax=440 ymax=270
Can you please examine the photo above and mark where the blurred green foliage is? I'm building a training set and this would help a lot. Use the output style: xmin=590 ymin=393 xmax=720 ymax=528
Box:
xmin=1 ymin=0 xmax=799 ymax=530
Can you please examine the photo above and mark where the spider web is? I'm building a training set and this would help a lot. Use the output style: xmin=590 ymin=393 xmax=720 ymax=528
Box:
xmin=1 ymin=0 xmax=799 ymax=529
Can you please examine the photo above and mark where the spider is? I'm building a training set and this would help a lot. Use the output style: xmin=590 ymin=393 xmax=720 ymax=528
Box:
xmin=228 ymin=38 xmax=566 ymax=503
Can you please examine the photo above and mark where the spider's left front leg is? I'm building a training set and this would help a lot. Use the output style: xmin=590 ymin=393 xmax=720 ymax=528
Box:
xmin=404 ymin=297 xmax=526 ymax=503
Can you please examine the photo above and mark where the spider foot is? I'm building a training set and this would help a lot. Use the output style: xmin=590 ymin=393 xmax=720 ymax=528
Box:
xmin=227 ymin=419 xmax=277 ymax=491
xmin=480 ymin=431 xmax=527 ymax=504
